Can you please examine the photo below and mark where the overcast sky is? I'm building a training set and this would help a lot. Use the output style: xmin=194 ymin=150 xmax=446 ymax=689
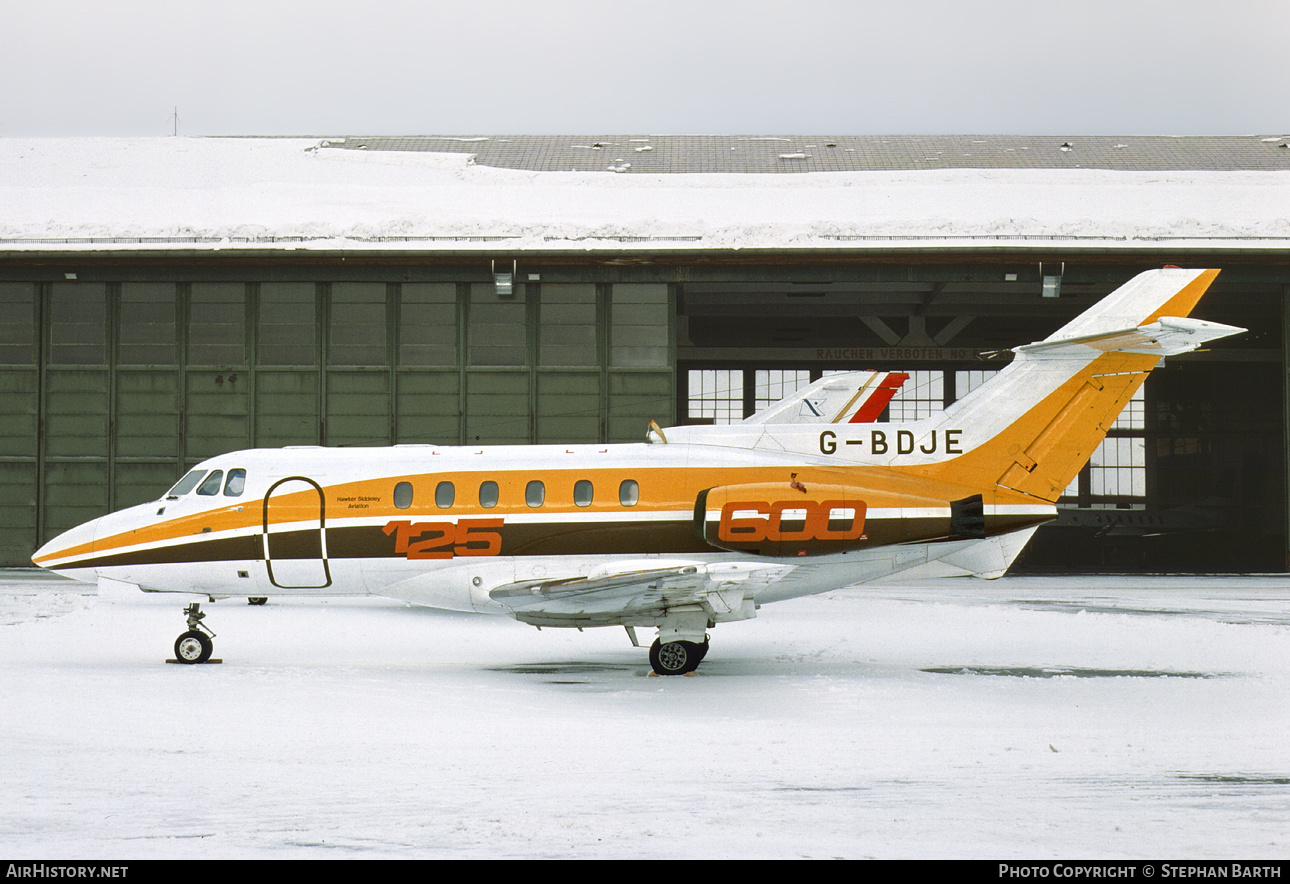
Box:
xmin=2 ymin=0 xmax=1286 ymax=137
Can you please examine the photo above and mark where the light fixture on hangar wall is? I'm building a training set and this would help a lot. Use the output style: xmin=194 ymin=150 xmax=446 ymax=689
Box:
xmin=492 ymin=259 xmax=517 ymax=297
xmin=1040 ymin=261 xmax=1065 ymax=298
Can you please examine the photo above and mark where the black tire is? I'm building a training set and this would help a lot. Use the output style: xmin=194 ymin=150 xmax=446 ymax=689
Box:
xmin=649 ymin=639 xmax=700 ymax=675
xmin=174 ymin=630 xmax=213 ymax=664
xmin=247 ymin=597 xmax=268 ymax=606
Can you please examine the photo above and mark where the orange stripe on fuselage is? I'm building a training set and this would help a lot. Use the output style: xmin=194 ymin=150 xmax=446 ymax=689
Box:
xmin=60 ymin=462 xmax=1042 ymax=565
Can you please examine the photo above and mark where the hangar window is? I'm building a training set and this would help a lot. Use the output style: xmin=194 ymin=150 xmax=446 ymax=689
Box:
xmin=754 ymin=370 xmax=812 ymax=412
xmin=687 ymin=369 xmax=743 ymax=424
xmin=885 ymin=371 xmax=944 ymax=421
xmin=1110 ymin=386 xmax=1146 ymax=431
xmin=394 ymin=481 xmax=414 ymax=509
xmin=574 ymin=480 xmax=594 ymax=507
xmin=954 ymin=370 xmax=998 ymax=398
xmin=1090 ymin=437 xmax=1146 ymax=497
xmin=526 ymin=481 xmax=545 ymax=507
xmin=224 ymin=469 xmax=247 ymax=497
xmin=196 ymin=470 xmax=224 ymax=496
xmin=479 ymin=481 xmax=499 ymax=508
xmin=1062 ymin=387 xmax=1147 ymax=509
xmin=619 ymin=480 xmax=639 ymax=507
xmin=685 ymin=368 xmax=945 ymax=425
xmin=435 ymin=481 xmax=454 ymax=508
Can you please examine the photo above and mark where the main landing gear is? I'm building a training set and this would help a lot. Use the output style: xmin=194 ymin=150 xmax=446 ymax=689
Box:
xmin=172 ymin=602 xmax=218 ymax=664
xmin=648 ymin=637 xmax=710 ymax=676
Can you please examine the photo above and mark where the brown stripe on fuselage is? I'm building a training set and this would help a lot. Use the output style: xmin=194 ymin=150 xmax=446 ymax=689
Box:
xmin=61 ymin=534 xmax=262 ymax=570
xmin=72 ymin=462 xmax=1037 ymax=567
xmin=59 ymin=511 xmax=1052 ymax=570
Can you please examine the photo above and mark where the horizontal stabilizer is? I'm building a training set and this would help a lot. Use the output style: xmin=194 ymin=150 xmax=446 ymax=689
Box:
xmin=1016 ymin=316 xmax=1246 ymax=359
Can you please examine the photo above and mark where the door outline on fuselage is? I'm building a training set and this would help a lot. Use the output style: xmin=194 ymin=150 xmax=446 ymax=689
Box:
xmin=263 ymin=476 xmax=332 ymax=589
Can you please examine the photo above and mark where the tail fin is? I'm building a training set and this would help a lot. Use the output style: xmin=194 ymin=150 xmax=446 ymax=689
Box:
xmin=742 ymin=370 xmax=909 ymax=425
xmin=925 ymin=268 xmax=1242 ymax=502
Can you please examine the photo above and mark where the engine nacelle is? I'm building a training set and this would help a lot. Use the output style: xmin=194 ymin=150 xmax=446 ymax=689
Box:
xmin=694 ymin=483 xmax=990 ymax=557
xmin=695 ymin=482 xmax=870 ymax=557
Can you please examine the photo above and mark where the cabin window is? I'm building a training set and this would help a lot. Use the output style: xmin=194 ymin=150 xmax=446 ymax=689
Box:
xmin=479 ymin=481 xmax=499 ymax=508
xmin=394 ymin=481 xmax=414 ymax=509
xmin=196 ymin=470 xmax=224 ymax=496
xmin=574 ymin=480 xmax=593 ymax=507
xmin=619 ymin=479 xmax=639 ymax=507
xmin=167 ymin=470 xmax=206 ymax=498
xmin=526 ymin=481 xmax=545 ymax=507
xmin=223 ymin=469 xmax=246 ymax=497
xmin=435 ymin=481 xmax=454 ymax=508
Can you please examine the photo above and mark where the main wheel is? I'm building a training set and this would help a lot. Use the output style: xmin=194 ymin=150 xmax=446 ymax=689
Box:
xmin=247 ymin=597 xmax=267 ymax=606
xmin=649 ymin=639 xmax=700 ymax=675
xmin=174 ymin=630 xmax=213 ymax=664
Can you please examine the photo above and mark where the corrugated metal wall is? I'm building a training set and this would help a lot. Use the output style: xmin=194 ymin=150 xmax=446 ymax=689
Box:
xmin=0 ymin=276 xmax=674 ymax=565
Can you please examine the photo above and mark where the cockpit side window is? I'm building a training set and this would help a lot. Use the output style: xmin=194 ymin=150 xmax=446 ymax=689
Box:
xmin=223 ymin=469 xmax=246 ymax=497
xmin=196 ymin=470 xmax=225 ymax=496
xmin=166 ymin=470 xmax=207 ymax=499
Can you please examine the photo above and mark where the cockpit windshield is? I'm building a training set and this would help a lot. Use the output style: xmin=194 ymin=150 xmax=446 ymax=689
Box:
xmin=166 ymin=468 xmax=248 ymax=500
xmin=166 ymin=470 xmax=207 ymax=499
xmin=196 ymin=471 xmax=225 ymax=495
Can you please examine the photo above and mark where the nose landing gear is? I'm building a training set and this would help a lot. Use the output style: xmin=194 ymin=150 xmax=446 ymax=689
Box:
xmin=170 ymin=602 xmax=219 ymax=664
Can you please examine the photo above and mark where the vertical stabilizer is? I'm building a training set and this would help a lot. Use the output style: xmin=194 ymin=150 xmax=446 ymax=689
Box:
xmin=922 ymin=269 xmax=1239 ymax=502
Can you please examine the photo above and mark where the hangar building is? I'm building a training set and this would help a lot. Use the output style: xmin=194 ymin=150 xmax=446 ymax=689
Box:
xmin=1 ymin=134 xmax=1287 ymax=571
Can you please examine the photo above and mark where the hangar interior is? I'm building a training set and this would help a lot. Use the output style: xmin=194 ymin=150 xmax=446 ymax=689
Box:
xmin=1 ymin=135 xmax=1287 ymax=573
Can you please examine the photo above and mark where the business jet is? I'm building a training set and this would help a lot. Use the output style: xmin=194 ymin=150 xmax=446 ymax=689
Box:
xmin=33 ymin=268 xmax=1242 ymax=674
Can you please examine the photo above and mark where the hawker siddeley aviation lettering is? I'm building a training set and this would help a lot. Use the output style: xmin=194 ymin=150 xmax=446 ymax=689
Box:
xmin=33 ymin=269 xmax=1243 ymax=675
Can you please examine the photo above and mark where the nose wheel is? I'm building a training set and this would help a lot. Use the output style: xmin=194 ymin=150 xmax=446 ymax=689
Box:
xmin=171 ymin=603 xmax=219 ymax=664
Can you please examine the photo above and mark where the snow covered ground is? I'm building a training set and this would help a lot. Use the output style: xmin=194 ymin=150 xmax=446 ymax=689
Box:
xmin=1 ymin=568 xmax=1287 ymax=859
xmin=0 ymin=138 xmax=1288 ymax=251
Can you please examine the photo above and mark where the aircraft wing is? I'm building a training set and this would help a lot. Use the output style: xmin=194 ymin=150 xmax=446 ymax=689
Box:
xmin=487 ymin=560 xmax=794 ymax=628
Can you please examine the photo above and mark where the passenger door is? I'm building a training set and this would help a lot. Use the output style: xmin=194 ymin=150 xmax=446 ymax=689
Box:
xmin=262 ymin=477 xmax=331 ymax=589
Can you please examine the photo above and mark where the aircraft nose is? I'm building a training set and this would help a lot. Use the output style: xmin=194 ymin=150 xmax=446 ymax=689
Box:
xmin=32 ymin=516 xmax=101 ymax=581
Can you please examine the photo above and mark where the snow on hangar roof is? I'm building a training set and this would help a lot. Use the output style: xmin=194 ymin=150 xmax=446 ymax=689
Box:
xmin=1 ymin=135 xmax=1288 ymax=254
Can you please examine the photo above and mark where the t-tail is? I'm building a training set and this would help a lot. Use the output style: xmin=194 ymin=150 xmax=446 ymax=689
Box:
xmin=917 ymin=268 xmax=1242 ymax=502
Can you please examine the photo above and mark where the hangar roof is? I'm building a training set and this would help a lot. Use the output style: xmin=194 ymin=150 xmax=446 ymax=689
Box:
xmin=328 ymin=134 xmax=1290 ymax=173
xmin=1 ymin=136 xmax=1287 ymax=256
